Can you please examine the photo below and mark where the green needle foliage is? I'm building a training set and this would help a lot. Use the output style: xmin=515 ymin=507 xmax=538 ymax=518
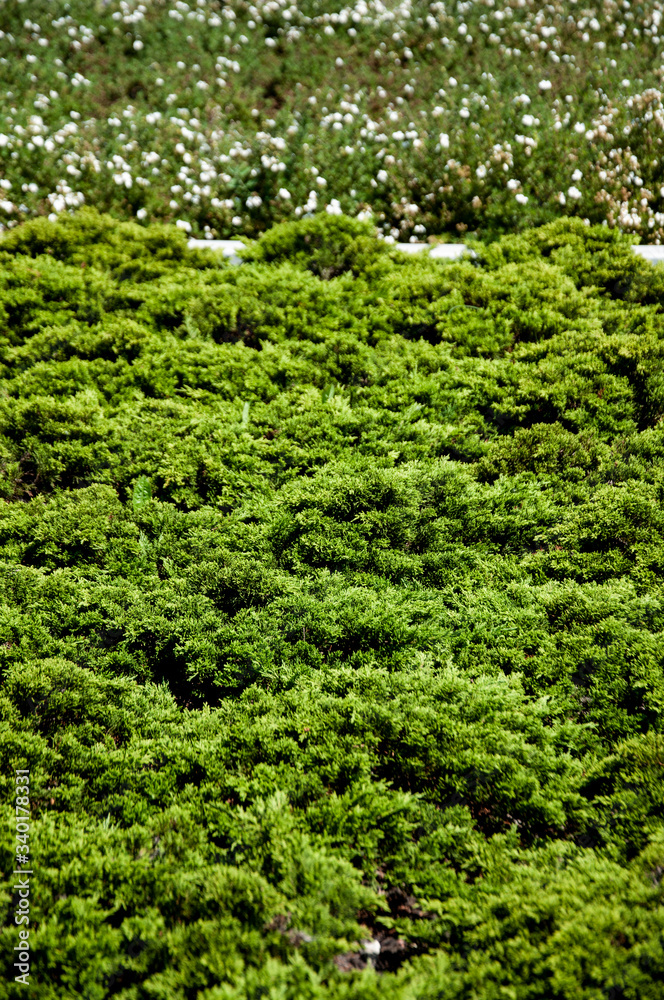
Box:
xmin=1 ymin=209 xmax=664 ymax=998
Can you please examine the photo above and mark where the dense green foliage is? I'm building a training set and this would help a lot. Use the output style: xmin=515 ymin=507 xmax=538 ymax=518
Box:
xmin=2 ymin=209 xmax=664 ymax=997
xmin=3 ymin=0 xmax=664 ymax=241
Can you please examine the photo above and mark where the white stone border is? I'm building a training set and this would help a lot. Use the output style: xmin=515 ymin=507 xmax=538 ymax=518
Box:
xmin=188 ymin=239 xmax=664 ymax=264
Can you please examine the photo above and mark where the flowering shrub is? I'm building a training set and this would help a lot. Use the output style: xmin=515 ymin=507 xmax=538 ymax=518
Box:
xmin=2 ymin=0 xmax=664 ymax=241
xmin=0 ymin=210 xmax=663 ymax=996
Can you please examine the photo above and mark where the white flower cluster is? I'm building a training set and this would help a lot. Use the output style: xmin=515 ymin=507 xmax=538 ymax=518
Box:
xmin=0 ymin=0 xmax=663 ymax=240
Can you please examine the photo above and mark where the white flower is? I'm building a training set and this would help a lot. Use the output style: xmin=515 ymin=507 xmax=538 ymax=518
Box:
xmin=176 ymin=219 xmax=192 ymax=232
xmin=459 ymin=108 xmax=470 ymax=119
xmin=521 ymin=114 xmax=535 ymax=127
xmin=476 ymin=164 xmax=487 ymax=179
xmin=574 ymin=122 xmax=586 ymax=134
xmin=326 ymin=199 xmax=343 ymax=215
xmin=515 ymin=193 xmax=528 ymax=204
xmin=558 ymin=192 xmax=566 ymax=205
xmin=567 ymin=185 xmax=582 ymax=200
xmin=507 ymin=178 xmax=520 ymax=191
xmin=335 ymin=57 xmax=344 ymax=67
xmin=449 ymin=77 xmax=457 ymax=87
xmin=572 ymin=169 xmax=583 ymax=182
xmin=133 ymin=40 xmax=143 ymax=51
xmin=439 ymin=132 xmax=449 ymax=149
xmin=232 ymin=216 xmax=242 ymax=225
xmin=278 ymin=188 xmax=291 ymax=199
xmin=113 ymin=171 xmax=133 ymax=189
xmin=362 ymin=940 xmax=381 ymax=956
xmin=377 ymin=169 xmax=388 ymax=183
xmin=302 ymin=194 xmax=317 ymax=212
xmin=176 ymin=61 xmax=186 ymax=69
xmin=356 ymin=208 xmax=372 ymax=221
xmin=136 ymin=208 xmax=147 ymax=220
xmin=538 ymin=79 xmax=552 ymax=91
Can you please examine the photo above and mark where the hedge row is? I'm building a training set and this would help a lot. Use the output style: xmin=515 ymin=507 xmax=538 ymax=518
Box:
xmin=1 ymin=210 xmax=663 ymax=998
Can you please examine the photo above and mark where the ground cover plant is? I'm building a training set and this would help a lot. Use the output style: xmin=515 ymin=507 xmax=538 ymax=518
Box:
xmin=1 ymin=208 xmax=664 ymax=997
xmin=2 ymin=0 xmax=664 ymax=242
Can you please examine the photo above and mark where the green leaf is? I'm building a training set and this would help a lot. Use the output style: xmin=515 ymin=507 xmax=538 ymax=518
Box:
xmin=133 ymin=475 xmax=153 ymax=512
xmin=184 ymin=313 xmax=201 ymax=338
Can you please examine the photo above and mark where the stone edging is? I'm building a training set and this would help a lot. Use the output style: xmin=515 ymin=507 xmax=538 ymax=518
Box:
xmin=188 ymin=239 xmax=664 ymax=264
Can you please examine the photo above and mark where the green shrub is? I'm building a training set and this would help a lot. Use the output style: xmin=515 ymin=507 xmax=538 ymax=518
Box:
xmin=1 ymin=212 xmax=663 ymax=998
xmin=242 ymin=215 xmax=392 ymax=280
